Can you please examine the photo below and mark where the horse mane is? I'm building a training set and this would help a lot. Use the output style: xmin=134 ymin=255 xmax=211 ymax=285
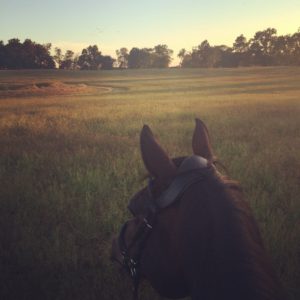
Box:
xmin=191 ymin=160 xmax=284 ymax=300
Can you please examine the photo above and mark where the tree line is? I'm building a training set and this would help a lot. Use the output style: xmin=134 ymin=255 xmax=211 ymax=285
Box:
xmin=0 ymin=27 xmax=299 ymax=70
xmin=178 ymin=28 xmax=300 ymax=68
xmin=0 ymin=39 xmax=116 ymax=70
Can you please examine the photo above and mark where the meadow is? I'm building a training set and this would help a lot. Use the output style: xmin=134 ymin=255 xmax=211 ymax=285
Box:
xmin=0 ymin=67 xmax=299 ymax=300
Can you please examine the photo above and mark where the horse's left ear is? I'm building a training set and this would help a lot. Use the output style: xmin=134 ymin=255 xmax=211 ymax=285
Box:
xmin=192 ymin=118 xmax=214 ymax=162
xmin=140 ymin=125 xmax=177 ymax=181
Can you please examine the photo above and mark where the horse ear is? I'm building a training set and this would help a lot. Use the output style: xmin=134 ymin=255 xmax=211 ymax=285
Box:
xmin=140 ymin=125 xmax=176 ymax=181
xmin=192 ymin=118 xmax=214 ymax=162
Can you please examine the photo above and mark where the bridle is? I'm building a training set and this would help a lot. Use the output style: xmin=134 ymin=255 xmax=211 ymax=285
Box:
xmin=117 ymin=155 xmax=216 ymax=299
xmin=117 ymin=178 xmax=158 ymax=299
xmin=117 ymin=213 xmax=154 ymax=299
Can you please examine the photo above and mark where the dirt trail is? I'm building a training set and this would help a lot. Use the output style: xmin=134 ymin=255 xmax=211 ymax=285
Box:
xmin=0 ymin=81 xmax=113 ymax=98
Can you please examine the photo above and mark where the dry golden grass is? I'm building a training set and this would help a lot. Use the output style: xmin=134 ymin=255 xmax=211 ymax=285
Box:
xmin=0 ymin=67 xmax=299 ymax=299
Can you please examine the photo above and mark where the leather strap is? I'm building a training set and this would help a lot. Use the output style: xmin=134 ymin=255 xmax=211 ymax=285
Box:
xmin=155 ymin=156 xmax=213 ymax=209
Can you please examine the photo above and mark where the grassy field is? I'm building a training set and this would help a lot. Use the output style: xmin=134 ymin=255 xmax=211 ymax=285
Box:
xmin=0 ymin=67 xmax=299 ymax=300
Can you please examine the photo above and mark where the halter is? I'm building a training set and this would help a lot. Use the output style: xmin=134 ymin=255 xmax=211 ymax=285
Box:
xmin=117 ymin=155 xmax=215 ymax=300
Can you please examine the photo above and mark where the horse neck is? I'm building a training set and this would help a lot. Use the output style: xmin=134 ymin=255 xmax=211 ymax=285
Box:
xmin=180 ymin=181 xmax=284 ymax=300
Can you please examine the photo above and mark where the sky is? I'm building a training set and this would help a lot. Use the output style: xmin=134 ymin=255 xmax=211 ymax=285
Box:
xmin=0 ymin=0 xmax=299 ymax=65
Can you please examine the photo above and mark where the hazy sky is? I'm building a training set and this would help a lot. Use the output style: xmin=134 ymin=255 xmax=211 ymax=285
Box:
xmin=1 ymin=0 xmax=299 ymax=64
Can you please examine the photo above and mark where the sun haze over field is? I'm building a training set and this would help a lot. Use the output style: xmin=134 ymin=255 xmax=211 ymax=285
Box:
xmin=0 ymin=0 xmax=299 ymax=64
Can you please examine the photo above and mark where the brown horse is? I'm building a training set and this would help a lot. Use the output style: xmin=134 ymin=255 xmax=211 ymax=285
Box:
xmin=111 ymin=119 xmax=285 ymax=300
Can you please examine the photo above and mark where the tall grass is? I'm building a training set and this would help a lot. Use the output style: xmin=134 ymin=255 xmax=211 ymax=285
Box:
xmin=0 ymin=67 xmax=299 ymax=299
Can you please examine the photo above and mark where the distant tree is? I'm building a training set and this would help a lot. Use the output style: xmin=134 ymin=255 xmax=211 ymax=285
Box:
xmin=152 ymin=44 xmax=173 ymax=68
xmin=178 ymin=48 xmax=186 ymax=66
xmin=232 ymin=35 xmax=250 ymax=66
xmin=141 ymin=48 xmax=154 ymax=68
xmin=21 ymin=39 xmax=36 ymax=68
xmin=5 ymin=39 xmax=22 ymax=68
xmin=77 ymin=45 xmax=103 ymax=70
xmin=206 ymin=45 xmax=223 ymax=67
xmin=290 ymin=31 xmax=300 ymax=65
xmin=0 ymin=40 xmax=4 ymax=68
xmin=73 ymin=54 xmax=79 ymax=69
xmin=181 ymin=52 xmax=193 ymax=67
xmin=60 ymin=50 xmax=75 ymax=69
xmin=187 ymin=40 xmax=216 ymax=67
xmin=272 ymin=35 xmax=291 ymax=65
xmin=249 ymin=28 xmax=277 ymax=65
xmin=1 ymin=39 xmax=54 ymax=69
xmin=34 ymin=43 xmax=55 ymax=68
xmin=53 ymin=47 xmax=63 ymax=68
xmin=196 ymin=40 xmax=212 ymax=67
xmin=180 ymin=42 xmax=235 ymax=68
xmin=219 ymin=46 xmax=236 ymax=67
xmin=128 ymin=47 xmax=139 ymax=68
xmin=128 ymin=45 xmax=173 ymax=68
xmin=77 ymin=45 xmax=114 ymax=70
xmin=116 ymin=47 xmax=129 ymax=68
xmin=212 ymin=45 xmax=233 ymax=67
xmin=101 ymin=55 xmax=115 ymax=69
xmin=128 ymin=47 xmax=149 ymax=68
xmin=233 ymin=35 xmax=248 ymax=53
xmin=1 ymin=26 xmax=300 ymax=70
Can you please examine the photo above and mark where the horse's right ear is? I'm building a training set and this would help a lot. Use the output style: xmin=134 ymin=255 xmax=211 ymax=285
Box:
xmin=140 ymin=125 xmax=176 ymax=182
xmin=192 ymin=118 xmax=214 ymax=162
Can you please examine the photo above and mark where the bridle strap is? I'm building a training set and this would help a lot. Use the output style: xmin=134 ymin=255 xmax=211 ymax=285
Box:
xmin=118 ymin=212 xmax=156 ymax=300
xmin=120 ymin=155 xmax=215 ymax=300
xmin=154 ymin=167 xmax=214 ymax=209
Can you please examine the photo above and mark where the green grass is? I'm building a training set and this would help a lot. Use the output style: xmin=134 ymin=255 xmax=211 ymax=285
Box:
xmin=0 ymin=67 xmax=299 ymax=300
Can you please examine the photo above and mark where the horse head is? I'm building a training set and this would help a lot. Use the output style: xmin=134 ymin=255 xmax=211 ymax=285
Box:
xmin=111 ymin=118 xmax=284 ymax=300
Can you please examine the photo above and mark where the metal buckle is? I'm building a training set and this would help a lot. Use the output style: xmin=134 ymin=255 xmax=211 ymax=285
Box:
xmin=129 ymin=258 xmax=138 ymax=278
xmin=143 ymin=217 xmax=153 ymax=229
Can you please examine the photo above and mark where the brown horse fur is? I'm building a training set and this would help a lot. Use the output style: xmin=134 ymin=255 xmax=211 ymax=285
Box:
xmin=111 ymin=119 xmax=285 ymax=300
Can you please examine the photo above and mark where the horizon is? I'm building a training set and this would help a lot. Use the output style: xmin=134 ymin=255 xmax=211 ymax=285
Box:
xmin=1 ymin=0 xmax=299 ymax=65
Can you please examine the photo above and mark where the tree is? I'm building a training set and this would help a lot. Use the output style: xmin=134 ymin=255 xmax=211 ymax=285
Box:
xmin=180 ymin=42 xmax=235 ymax=68
xmin=77 ymin=45 xmax=103 ymax=70
xmin=211 ymin=45 xmax=232 ymax=68
xmin=178 ymin=48 xmax=186 ymax=66
xmin=101 ymin=55 xmax=115 ymax=69
xmin=290 ymin=31 xmax=300 ymax=65
xmin=116 ymin=47 xmax=129 ymax=68
xmin=187 ymin=40 xmax=216 ymax=68
xmin=152 ymin=44 xmax=173 ymax=68
xmin=232 ymin=35 xmax=250 ymax=66
xmin=33 ymin=43 xmax=55 ymax=68
xmin=22 ymin=39 xmax=36 ymax=68
xmin=53 ymin=47 xmax=63 ymax=68
xmin=219 ymin=46 xmax=236 ymax=67
xmin=272 ymin=35 xmax=291 ymax=65
xmin=5 ymin=39 xmax=22 ymax=68
xmin=127 ymin=45 xmax=173 ymax=68
xmin=181 ymin=52 xmax=193 ymax=67
xmin=77 ymin=45 xmax=114 ymax=70
xmin=128 ymin=47 xmax=150 ymax=68
xmin=141 ymin=48 xmax=153 ymax=68
xmin=233 ymin=35 xmax=248 ymax=53
xmin=60 ymin=50 xmax=75 ymax=69
xmin=0 ymin=41 xmax=4 ymax=68
xmin=1 ymin=39 xmax=54 ymax=69
xmin=249 ymin=28 xmax=277 ymax=65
